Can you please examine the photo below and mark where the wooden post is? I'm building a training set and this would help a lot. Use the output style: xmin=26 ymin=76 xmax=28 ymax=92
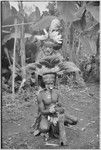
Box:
xmin=12 ymin=19 xmax=17 ymax=100
xmin=19 ymin=2 xmax=26 ymax=80
xmin=4 ymin=47 xmax=11 ymax=66
xmin=20 ymin=20 xmax=26 ymax=79
xmin=58 ymin=113 xmax=67 ymax=146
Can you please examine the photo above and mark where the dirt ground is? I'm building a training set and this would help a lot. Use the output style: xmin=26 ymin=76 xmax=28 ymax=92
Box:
xmin=1 ymin=83 xmax=100 ymax=149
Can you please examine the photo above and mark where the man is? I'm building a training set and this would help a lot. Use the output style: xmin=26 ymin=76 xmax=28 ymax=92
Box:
xmin=33 ymin=72 xmax=78 ymax=143
xmin=36 ymin=40 xmax=63 ymax=63
xmin=27 ymin=18 xmax=86 ymax=88
xmin=35 ymin=40 xmax=86 ymax=88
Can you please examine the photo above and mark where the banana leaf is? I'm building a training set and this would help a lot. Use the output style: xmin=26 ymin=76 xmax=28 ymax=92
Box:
xmin=57 ymin=1 xmax=79 ymax=22
xmin=74 ymin=1 xmax=99 ymax=22
xmin=2 ymin=31 xmax=32 ymax=44
xmin=82 ymin=23 xmax=99 ymax=38
xmin=30 ymin=16 xmax=57 ymax=32
xmin=86 ymin=3 xmax=99 ymax=22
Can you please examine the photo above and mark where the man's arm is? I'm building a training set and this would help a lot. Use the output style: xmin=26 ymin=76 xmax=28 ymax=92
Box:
xmin=55 ymin=90 xmax=65 ymax=114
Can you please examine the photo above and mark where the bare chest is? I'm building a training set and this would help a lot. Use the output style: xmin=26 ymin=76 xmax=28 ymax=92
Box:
xmin=43 ymin=90 xmax=58 ymax=105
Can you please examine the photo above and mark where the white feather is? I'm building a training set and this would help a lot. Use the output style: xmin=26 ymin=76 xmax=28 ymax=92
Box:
xmin=49 ymin=31 xmax=63 ymax=44
xmin=49 ymin=18 xmax=61 ymax=32
xmin=34 ymin=29 xmax=48 ymax=41
xmin=43 ymin=29 xmax=48 ymax=37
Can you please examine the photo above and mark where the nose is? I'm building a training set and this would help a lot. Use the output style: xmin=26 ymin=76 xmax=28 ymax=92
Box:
xmin=46 ymin=48 xmax=50 ymax=51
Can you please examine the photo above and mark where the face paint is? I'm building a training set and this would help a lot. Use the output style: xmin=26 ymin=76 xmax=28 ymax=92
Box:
xmin=43 ymin=73 xmax=56 ymax=90
xmin=45 ymin=82 xmax=54 ymax=90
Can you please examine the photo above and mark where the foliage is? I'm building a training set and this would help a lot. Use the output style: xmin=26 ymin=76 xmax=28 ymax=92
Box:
xmin=46 ymin=2 xmax=56 ymax=15
xmin=2 ymin=1 xmax=100 ymax=86
xmin=69 ymin=8 xmax=99 ymax=66
xmin=80 ymin=55 xmax=100 ymax=82
xmin=2 ymin=1 xmax=11 ymax=23
xmin=29 ymin=15 xmax=56 ymax=32
xmin=42 ymin=1 xmax=60 ymax=17
xmin=28 ymin=7 xmax=40 ymax=22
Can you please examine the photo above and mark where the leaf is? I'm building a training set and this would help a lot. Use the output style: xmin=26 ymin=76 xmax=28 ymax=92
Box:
xmin=30 ymin=16 xmax=57 ymax=32
xmin=82 ymin=23 xmax=99 ymax=38
xmin=86 ymin=4 xmax=99 ymax=22
xmin=57 ymin=1 xmax=79 ymax=22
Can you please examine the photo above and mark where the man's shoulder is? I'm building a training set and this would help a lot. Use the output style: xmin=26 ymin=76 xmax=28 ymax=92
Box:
xmin=38 ymin=89 xmax=45 ymax=95
xmin=53 ymin=87 xmax=59 ymax=93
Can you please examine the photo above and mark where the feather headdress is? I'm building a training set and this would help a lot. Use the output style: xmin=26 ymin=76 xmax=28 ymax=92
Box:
xmin=34 ymin=18 xmax=63 ymax=46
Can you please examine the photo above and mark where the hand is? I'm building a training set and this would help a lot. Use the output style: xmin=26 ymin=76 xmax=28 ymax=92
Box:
xmin=49 ymin=105 xmax=55 ymax=113
xmin=55 ymin=106 xmax=64 ymax=114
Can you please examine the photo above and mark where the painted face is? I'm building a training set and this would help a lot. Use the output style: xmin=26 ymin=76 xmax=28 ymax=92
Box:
xmin=43 ymin=46 xmax=54 ymax=56
xmin=43 ymin=74 xmax=55 ymax=90
xmin=45 ymin=81 xmax=54 ymax=90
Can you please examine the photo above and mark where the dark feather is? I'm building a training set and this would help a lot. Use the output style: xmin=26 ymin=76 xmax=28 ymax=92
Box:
xmin=39 ymin=58 xmax=60 ymax=68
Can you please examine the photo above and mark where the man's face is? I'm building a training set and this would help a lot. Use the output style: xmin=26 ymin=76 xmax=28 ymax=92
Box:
xmin=45 ymin=81 xmax=54 ymax=90
xmin=43 ymin=46 xmax=54 ymax=56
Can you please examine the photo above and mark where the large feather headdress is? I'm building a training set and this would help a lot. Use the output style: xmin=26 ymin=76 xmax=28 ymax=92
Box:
xmin=34 ymin=18 xmax=63 ymax=47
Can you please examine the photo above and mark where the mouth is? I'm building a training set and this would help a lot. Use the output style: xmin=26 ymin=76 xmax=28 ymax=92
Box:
xmin=50 ymin=86 xmax=53 ymax=90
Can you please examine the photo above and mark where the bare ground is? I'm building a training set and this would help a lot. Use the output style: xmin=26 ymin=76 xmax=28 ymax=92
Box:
xmin=1 ymin=83 xmax=100 ymax=149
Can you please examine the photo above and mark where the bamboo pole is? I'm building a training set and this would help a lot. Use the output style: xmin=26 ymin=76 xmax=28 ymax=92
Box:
xmin=20 ymin=22 xmax=26 ymax=79
xmin=19 ymin=1 xmax=26 ymax=84
xmin=12 ymin=19 xmax=18 ymax=100
xmin=2 ymin=21 xmax=36 ymax=28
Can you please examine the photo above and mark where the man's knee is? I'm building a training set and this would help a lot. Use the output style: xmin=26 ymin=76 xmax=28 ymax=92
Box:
xmin=39 ymin=117 xmax=49 ymax=132
xmin=64 ymin=115 xmax=78 ymax=125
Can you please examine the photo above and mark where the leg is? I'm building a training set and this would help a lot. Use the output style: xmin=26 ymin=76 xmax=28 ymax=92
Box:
xmin=39 ymin=116 xmax=50 ymax=133
xmin=39 ymin=116 xmax=50 ymax=141
xmin=33 ymin=115 xmax=49 ymax=136
xmin=64 ymin=113 xmax=78 ymax=126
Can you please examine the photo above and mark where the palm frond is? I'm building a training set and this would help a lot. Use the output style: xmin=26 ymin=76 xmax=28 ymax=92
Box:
xmin=86 ymin=3 xmax=99 ymax=22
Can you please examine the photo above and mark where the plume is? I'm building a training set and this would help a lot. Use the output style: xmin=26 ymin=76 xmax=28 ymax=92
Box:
xmin=49 ymin=31 xmax=63 ymax=44
xmin=49 ymin=18 xmax=63 ymax=44
xmin=33 ymin=18 xmax=63 ymax=44
xmin=34 ymin=29 xmax=48 ymax=41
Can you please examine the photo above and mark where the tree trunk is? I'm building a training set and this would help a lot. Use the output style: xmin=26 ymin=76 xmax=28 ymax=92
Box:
xmin=12 ymin=19 xmax=17 ymax=100
xmin=18 ymin=2 xmax=26 ymax=79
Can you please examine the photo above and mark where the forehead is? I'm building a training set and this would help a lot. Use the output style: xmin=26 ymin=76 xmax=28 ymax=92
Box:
xmin=43 ymin=74 xmax=55 ymax=82
xmin=43 ymin=74 xmax=55 ymax=78
xmin=44 ymin=46 xmax=53 ymax=49
xmin=45 ymin=81 xmax=54 ymax=84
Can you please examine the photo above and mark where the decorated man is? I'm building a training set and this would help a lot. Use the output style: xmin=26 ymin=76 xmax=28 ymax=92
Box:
xmin=32 ymin=66 xmax=78 ymax=145
xmin=30 ymin=18 xmax=86 ymax=88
